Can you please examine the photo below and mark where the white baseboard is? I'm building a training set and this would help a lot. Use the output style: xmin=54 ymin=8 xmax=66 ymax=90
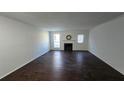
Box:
xmin=89 ymin=50 xmax=124 ymax=75
xmin=0 ymin=50 xmax=49 ymax=79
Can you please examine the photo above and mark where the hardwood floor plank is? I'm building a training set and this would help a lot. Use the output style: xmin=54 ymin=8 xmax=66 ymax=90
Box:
xmin=1 ymin=51 xmax=124 ymax=81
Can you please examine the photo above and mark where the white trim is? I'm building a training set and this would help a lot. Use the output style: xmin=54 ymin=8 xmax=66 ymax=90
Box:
xmin=0 ymin=50 xmax=49 ymax=79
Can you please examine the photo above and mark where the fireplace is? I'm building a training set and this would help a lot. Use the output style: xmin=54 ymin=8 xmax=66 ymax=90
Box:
xmin=64 ymin=43 xmax=73 ymax=51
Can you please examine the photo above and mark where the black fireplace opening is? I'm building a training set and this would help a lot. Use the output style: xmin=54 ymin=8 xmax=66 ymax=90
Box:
xmin=64 ymin=43 xmax=73 ymax=51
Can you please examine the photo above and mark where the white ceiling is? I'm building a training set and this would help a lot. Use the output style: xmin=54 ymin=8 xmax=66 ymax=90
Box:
xmin=0 ymin=12 xmax=123 ymax=31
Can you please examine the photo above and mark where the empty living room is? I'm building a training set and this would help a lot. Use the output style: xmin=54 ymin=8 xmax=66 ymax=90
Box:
xmin=0 ymin=12 xmax=124 ymax=81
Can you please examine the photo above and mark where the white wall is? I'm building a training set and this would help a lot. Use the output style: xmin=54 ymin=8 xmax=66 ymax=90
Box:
xmin=0 ymin=16 xmax=50 ymax=78
xmin=89 ymin=15 xmax=124 ymax=74
xmin=50 ymin=30 xmax=89 ymax=50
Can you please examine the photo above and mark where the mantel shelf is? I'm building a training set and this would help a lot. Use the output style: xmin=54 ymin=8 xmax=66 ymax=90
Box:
xmin=63 ymin=40 xmax=75 ymax=41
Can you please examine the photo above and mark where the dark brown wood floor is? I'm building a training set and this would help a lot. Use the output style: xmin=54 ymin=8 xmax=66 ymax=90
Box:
xmin=1 ymin=51 xmax=124 ymax=81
